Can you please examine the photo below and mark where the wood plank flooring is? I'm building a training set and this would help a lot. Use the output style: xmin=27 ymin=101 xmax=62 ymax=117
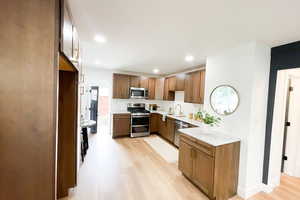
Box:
xmin=61 ymin=133 xmax=300 ymax=200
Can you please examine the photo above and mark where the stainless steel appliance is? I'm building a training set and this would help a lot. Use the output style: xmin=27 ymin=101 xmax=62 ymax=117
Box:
xmin=127 ymin=103 xmax=150 ymax=137
xmin=174 ymin=120 xmax=190 ymax=147
xmin=130 ymin=87 xmax=148 ymax=99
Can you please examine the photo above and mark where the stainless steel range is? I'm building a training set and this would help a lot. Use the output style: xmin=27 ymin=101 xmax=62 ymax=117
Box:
xmin=127 ymin=103 xmax=150 ymax=137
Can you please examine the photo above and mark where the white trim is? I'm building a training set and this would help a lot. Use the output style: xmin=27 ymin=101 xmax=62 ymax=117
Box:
xmin=238 ymin=184 xmax=263 ymax=199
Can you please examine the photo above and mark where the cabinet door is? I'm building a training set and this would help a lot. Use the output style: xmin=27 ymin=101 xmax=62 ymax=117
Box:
xmin=168 ymin=76 xmax=176 ymax=91
xmin=199 ymin=70 xmax=206 ymax=104
xmin=148 ymin=78 xmax=156 ymax=100
xmin=130 ymin=76 xmax=140 ymax=88
xmin=150 ymin=113 xmax=159 ymax=133
xmin=176 ymin=74 xmax=185 ymax=91
xmin=140 ymin=77 xmax=149 ymax=89
xmin=184 ymin=73 xmax=193 ymax=103
xmin=192 ymin=71 xmax=201 ymax=104
xmin=163 ymin=78 xmax=169 ymax=100
xmin=192 ymin=149 xmax=214 ymax=197
xmin=113 ymin=114 xmax=131 ymax=137
xmin=179 ymin=140 xmax=194 ymax=178
xmin=113 ymin=74 xmax=130 ymax=99
xmin=155 ymin=78 xmax=164 ymax=100
xmin=158 ymin=116 xmax=167 ymax=137
xmin=166 ymin=118 xmax=175 ymax=142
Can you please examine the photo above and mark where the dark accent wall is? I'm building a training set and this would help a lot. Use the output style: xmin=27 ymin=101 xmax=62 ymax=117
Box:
xmin=263 ymin=41 xmax=300 ymax=184
xmin=0 ymin=0 xmax=59 ymax=199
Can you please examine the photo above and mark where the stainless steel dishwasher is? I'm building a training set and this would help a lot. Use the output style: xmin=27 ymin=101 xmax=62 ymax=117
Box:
xmin=174 ymin=120 xmax=190 ymax=147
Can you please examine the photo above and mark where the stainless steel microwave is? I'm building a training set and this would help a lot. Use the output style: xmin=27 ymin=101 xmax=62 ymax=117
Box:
xmin=130 ymin=87 xmax=148 ymax=99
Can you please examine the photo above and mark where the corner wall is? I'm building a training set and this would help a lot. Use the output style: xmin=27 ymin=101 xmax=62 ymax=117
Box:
xmin=204 ymin=42 xmax=271 ymax=198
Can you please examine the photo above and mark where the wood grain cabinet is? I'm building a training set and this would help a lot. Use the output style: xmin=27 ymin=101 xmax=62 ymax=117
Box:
xmin=179 ymin=134 xmax=240 ymax=200
xmin=184 ymin=70 xmax=205 ymax=104
xmin=130 ymin=75 xmax=140 ymax=88
xmin=166 ymin=117 xmax=175 ymax=142
xmin=112 ymin=114 xmax=131 ymax=138
xmin=148 ymin=78 xmax=156 ymax=100
xmin=113 ymin=73 xmax=130 ymax=99
xmin=150 ymin=113 xmax=159 ymax=133
xmin=158 ymin=115 xmax=167 ymax=137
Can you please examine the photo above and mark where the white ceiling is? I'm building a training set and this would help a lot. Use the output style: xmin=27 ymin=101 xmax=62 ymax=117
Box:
xmin=69 ymin=0 xmax=300 ymax=75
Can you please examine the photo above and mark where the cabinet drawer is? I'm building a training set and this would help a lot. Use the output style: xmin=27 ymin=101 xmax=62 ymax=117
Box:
xmin=180 ymin=134 xmax=215 ymax=157
xmin=113 ymin=114 xmax=131 ymax=119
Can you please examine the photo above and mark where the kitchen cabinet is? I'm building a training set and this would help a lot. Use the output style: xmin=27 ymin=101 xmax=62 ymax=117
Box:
xmin=148 ymin=78 xmax=156 ymax=100
xmin=176 ymin=73 xmax=185 ymax=91
xmin=130 ymin=75 xmax=141 ymax=88
xmin=113 ymin=74 xmax=130 ymax=99
xmin=155 ymin=78 xmax=164 ymax=100
xmin=163 ymin=78 xmax=175 ymax=101
xmin=166 ymin=117 xmax=175 ymax=142
xmin=150 ymin=113 xmax=159 ymax=133
xmin=168 ymin=76 xmax=176 ymax=91
xmin=140 ymin=77 xmax=149 ymax=89
xmin=184 ymin=70 xmax=205 ymax=104
xmin=112 ymin=114 xmax=131 ymax=138
xmin=179 ymin=134 xmax=240 ymax=200
xmin=158 ymin=115 xmax=167 ymax=138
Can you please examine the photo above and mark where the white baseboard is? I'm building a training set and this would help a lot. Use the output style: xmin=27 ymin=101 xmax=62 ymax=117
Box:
xmin=237 ymin=184 xmax=263 ymax=199
xmin=261 ymin=183 xmax=275 ymax=193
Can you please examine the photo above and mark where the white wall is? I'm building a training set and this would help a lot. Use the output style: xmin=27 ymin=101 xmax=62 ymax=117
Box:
xmin=204 ymin=42 xmax=271 ymax=198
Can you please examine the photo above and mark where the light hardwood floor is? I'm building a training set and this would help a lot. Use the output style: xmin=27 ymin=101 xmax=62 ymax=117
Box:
xmin=62 ymin=132 xmax=300 ymax=200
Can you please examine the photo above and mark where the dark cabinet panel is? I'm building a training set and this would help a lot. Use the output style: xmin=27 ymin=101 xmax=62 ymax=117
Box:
xmin=166 ymin=118 xmax=175 ymax=142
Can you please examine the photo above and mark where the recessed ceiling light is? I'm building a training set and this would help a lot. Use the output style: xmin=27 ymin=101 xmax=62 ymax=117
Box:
xmin=153 ymin=68 xmax=160 ymax=74
xmin=94 ymin=35 xmax=107 ymax=43
xmin=185 ymin=55 xmax=194 ymax=62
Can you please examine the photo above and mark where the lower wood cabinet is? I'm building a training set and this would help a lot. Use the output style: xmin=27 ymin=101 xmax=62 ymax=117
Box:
xmin=112 ymin=114 xmax=131 ymax=138
xmin=179 ymin=134 xmax=240 ymax=200
xmin=166 ymin=117 xmax=175 ymax=142
xmin=150 ymin=113 xmax=159 ymax=133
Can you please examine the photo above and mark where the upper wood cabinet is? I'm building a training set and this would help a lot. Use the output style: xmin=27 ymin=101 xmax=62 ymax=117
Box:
xmin=163 ymin=78 xmax=175 ymax=101
xmin=148 ymin=78 xmax=156 ymax=100
xmin=130 ymin=76 xmax=140 ymax=88
xmin=176 ymin=73 xmax=186 ymax=91
xmin=140 ymin=77 xmax=149 ymax=89
xmin=155 ymin=78 xmax=164 ymax=100
xmin=184 ymin=70 xmax=205 ymax=104
xmin=168 ymin=76 xmax=176 ymax=91
xmin=113 ymin=74 xmax=130 ymax=99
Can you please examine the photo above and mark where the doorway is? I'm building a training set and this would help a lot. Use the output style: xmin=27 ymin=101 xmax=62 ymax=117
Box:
xmin=281 ymin=74 xmax=300 ymax=177
xmin=57 ymin=54 xmax=78 ymax=198
xmin=89 ymin=86 xmax=99 ymax=133
xmin=267 ymin=68 xmax=300 ymax=190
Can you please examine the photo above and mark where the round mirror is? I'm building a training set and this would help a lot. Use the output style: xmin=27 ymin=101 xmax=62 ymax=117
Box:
xmin=210 ymin=85 xmax=239 ymax=115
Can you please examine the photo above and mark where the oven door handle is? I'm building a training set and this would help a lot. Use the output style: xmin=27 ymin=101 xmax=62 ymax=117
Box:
xmin=132 ymin=115 xmax=150 ymax=118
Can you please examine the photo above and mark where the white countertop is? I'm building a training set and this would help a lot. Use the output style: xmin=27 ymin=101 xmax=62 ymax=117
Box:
xmin=178 ymin=127 xmax=240 ymax=147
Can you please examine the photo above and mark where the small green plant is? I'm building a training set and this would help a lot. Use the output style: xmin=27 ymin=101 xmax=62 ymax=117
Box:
xmin=197 ymin=111 xmax=221 ymax=127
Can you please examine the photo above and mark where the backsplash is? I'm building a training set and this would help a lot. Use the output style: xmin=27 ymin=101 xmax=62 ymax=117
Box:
xmin=111 ymin=91 xmax=203 ymax=115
